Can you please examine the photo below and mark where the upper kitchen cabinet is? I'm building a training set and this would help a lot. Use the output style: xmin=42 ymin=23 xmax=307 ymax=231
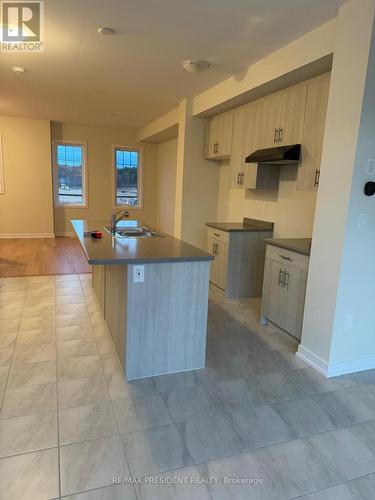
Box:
xmin=258 ymin=93 xmax=284 ymax=148
xmin=258 ymin=84 xmax=307 ymax=148
xmin=297 ymin=73 xmax=330 ymax=191
xmin=229 ymin=101 xmax=262 ymax=188
xmin=205 ymin=111 xmax=233 ymax=159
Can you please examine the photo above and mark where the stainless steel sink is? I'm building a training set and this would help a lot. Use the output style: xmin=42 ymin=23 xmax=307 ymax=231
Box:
xmin=105 ymin=225 xmax=164 ymax=239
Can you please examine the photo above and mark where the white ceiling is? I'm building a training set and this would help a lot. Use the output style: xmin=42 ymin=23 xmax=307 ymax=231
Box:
xmin=0 ymin=0 xmax=345 ymax=130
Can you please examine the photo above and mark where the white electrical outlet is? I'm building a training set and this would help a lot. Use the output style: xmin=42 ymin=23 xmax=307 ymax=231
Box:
xmin=133 ymin=265 xmax=144 ymax=283
xmin=358 ymin=213 xmax=368 ymax=230
xmin=366 ymin=158 xmax=375 ymax=176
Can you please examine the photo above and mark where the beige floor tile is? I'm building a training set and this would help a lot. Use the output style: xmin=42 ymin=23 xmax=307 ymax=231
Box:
xmin=0 ymin=347 xmax=13 ymax=367
xmin=60 ymin=436 xmax=129 ymax=496
xmin=16 ymin=332 xmax=56 ymax=348
xmin=57 ymin=325 xmax=93 ymax=342
xmin=0 ymin=411 xmax=57 ymax=458
xmin=96 ymin=338 xmax=115 ymax=355
xmin=58 ymin=355 xmax=102 ymax=381
xmin=56 ymin=303 xmax=88 ymax=315
xmin=0 ymin=304 xmax=23 ymax=319
xmin=19 ymin=315 xmax=55 ymax=331
xmin=59 ymin=402 xmax=118 ymax=445
xmin=0 ymin=318 xmax=20 ymax=334
xmin=7 ymin=360 xmax=57 ymax=388
xmin=58 ymin=375 xmax=109 ymax=409
xmin=56 ymin=294 xmax=85 ymax=306
xmin=22 ymin=305 xmax=55 ymax=318
xmin=0 ymin=448 xmax=59 ymax=500
xmin=24 ymin=296 xmax=55 ymax=307
xmin=56 ymin=313 xmax=90 ymax=328
xmin=0 ymin=332 xmax=17 ymax=349
xmin=57 ymin=339 xmax=97 ymax=359
xmin=13 ymin=342 xmax=56 ymax=364
xmin=1 ymin=382 xmax=57 ymax=418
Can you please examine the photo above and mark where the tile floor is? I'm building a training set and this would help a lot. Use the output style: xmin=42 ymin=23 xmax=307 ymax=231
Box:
xmin=0 ymin=275 xmax=375 ymax=499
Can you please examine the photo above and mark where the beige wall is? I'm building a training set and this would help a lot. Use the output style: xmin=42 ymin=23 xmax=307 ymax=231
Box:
xmin=156 ymin=138 xmax=178 ymax=235
xmin=175 ymin=99 xmax=221 ymax=250
xmin=217 ymin=162 xmax=317 ymax=238
xmin=51 ymin=122 xmax=158 ymax=234
xmin=0 ymin=115 xmax=54 ymax=236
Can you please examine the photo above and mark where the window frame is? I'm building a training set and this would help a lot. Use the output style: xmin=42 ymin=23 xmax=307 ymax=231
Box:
xmin=112 ymin=144 xmax=143 ymax=210
xmin=52 ymin=140 xmax=88 ymax=208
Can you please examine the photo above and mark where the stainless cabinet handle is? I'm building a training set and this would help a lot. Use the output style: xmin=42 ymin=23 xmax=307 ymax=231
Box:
xmin=213 ymin=233 xmax=220 ymax=238
xmin=284 ymin=271 xmax=289 ymax=289
xmin=273 ymin=128 xmax=278 ymax=144
xmin=237 ymin=173 xmax=241 ymax=185
xmin=314 ymin=169 xmax=320 ymax=187
xmin=278 ymin=268 xmax=284 ymax=286
xmin=279 ymin=254 xmax=293 ymax=262
xmin=240 ymin=172 xmax=244 ymax=185
xmin=278 ymin=128 xmax=283 ymax=143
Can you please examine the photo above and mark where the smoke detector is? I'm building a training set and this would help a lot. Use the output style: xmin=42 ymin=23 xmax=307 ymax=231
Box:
xmin=98 ymin=27 xmax=115 ymax=35
xmin=182 ymin=60 xmax=211 ymax=74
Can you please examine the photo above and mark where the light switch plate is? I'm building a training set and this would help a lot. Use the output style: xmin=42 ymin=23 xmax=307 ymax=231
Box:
xmin=358 ymin=213 xmax=368 ymax=230
xmin=366 ymin=159 xmax=375 ymax=176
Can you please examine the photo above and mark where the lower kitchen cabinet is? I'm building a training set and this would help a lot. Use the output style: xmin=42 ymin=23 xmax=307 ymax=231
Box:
xmin=206 ymin=225 xmax=273 ymax=299
xmin=261 ymin=244 xmax=309 ymax=339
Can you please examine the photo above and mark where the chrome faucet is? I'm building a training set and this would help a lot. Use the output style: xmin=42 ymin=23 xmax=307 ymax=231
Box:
xmin=110 ymin=209 xmax=129 ymax=233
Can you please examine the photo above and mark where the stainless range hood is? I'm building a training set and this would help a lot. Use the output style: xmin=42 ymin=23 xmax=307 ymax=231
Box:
xmin=245 ymin=144 xmax=301 ymax=165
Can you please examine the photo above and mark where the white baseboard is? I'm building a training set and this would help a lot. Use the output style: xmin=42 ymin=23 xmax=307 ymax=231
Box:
xmin=297 ymin=344 xmax=375 ymax=377
xmin=54 ymin=232 xmax=76 ymax=238
xmin=0 ymin=233 xmax=55 ymax=238
xmin=296 ymin=345 xmax=328 ymax=376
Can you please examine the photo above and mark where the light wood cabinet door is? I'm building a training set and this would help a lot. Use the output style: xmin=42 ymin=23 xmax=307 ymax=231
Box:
xmin=279 ymin=84 xmax=307 ymax=145
xmin=206 ymin=112 xmax=233 ymax=159
xmin=229 ymin=101 xmax=262 ymax=188
xmin=206 ymin=236 xmax=228 ymax=290
xmin=259 ymin=93 xmax=283 ymax=148
xmin=297 ymin=74 xmax=330 ymax=191
xmin=216 ymin=111 xmax=233 ymax=158
xmin=278 ymin=263 xmax=308 ymax=339
xmin=262 ymin=258 xmax=284 ymax=325
xmin=207 ymin=236 xmax=219 ymax=284
xmin=229 ymin=105 xmax=248 ymax=187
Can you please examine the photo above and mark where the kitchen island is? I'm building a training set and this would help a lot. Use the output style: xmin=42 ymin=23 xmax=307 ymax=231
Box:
xmin=71 ymin=220 xmax=213 ymax=380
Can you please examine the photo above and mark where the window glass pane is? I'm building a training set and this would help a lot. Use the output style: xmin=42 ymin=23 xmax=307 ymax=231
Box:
xmin=115 ymin=148 xmax=139 ymax=206
xmin=56 ymin=144 xmax=84 ymax=204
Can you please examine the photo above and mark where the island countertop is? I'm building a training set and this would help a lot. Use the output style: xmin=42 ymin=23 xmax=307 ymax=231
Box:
xmin=71 ymin=220 xmax=213 ymax=265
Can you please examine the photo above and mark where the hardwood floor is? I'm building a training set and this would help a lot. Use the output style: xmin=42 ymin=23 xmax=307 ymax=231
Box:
xmin=0 ymin=237 xmax=91 ymax=277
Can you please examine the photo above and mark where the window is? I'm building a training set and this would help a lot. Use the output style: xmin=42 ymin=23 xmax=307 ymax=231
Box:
xmin=53 ymin=141 xmax=87 ymax=206
xmin=113 ymin=146 xmax=142 ymax=208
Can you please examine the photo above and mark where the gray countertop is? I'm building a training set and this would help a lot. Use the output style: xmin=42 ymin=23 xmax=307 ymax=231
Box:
xmin=71 ymin=220 xmax=213 ymax=265
xmin=206 ymin=217 xmax=274 ymax=233
xmin=264 ymin=238 xmax=312 ymax=256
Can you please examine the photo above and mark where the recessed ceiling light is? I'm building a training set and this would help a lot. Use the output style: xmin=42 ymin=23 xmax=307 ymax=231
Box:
xmin=98 ymin=27 xmax=115 ymax=35
xmin=181 ymin=60 xmax=211 ymax=74
xmin=12 ymin=66 xmax=26 ymax=73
